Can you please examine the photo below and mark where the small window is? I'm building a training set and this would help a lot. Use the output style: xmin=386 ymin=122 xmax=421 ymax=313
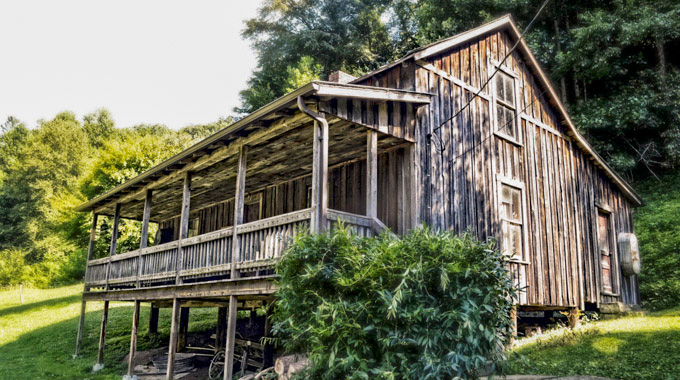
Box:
xmin=499 ymin=182 xmax=525 ymax=261
xmin=244 ymin=194 xmax=262 ymax=223
xmin=494 ymin=71 xmax=519 ymax=143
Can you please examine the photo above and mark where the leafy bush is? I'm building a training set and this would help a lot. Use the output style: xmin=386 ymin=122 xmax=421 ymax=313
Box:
xmin=0 ymin=249 xmax=29 ymax=286
xmin=272 ymin=226 xmax=517 ymax=379
xmin=634 ymin=172 xmax=680 ymax=310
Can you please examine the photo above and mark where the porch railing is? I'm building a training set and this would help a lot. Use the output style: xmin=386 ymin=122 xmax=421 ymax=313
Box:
xmin=85 ymin=208 xmax=378 ymax=289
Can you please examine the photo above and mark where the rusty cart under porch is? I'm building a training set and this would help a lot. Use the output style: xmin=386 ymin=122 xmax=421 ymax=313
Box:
xmin=73 ymin=81 xmax=430 ymax=379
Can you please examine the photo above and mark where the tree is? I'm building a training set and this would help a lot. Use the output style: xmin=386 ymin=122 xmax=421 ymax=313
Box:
xmin=237 ymin=0 xmax=396 ymax=113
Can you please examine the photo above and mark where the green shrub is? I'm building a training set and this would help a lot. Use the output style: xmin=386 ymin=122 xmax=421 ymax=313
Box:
xmin=272 ymin=226 xmax=517 ymax=379
xmin=634 ymin=172 xmax=680 ymax=310
xmin=0 ymin=249 xmax=28 ymax=287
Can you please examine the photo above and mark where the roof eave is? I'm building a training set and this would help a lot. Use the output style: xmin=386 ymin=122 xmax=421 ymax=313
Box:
xmin=76 ymin=81 xmax=432 ymax=213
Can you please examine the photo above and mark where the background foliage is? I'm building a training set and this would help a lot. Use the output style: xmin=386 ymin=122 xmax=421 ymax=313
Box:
xmin=0 ymin=111 xmax=230 ymax=287
xmin=272 ymin=226 xmax=516 ymax=379
xmin=632 ymin=171 xmax=680 ymax=310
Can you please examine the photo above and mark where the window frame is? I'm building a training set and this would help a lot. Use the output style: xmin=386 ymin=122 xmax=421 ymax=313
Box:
xmin=490 ymin=61 xmax=523 ymax=146
xmin=496 ymin=176 xmax=529 ymax=264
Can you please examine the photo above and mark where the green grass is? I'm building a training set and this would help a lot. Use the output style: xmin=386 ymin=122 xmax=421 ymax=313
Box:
xmin=508 ymin=309 xmax=680 ymax=380
xmin=0 ymin=284 xmax=218 ymax=380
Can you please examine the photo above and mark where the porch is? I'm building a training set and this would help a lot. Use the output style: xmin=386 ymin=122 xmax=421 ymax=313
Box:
xmin=74 ymin=81 xmax=430 ymax=379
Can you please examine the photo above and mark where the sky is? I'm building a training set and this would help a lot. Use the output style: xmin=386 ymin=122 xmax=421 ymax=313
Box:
xmin=0 ymin=0 xmax=262 ymax=130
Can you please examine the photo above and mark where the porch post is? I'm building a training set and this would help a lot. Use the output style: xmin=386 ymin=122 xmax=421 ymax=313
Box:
xmin=223 ymin=295 xmax=238 ymax=380
xmin=105 ymin=203 xmax=121 ymax=291
xmin=215 ymin=307 xmax=227 ymax=353
xmin=75 ymin=212 xmax=98 ymax=357
xmin=231 ymin=146 xmax=248 ymax=279
xmin=176 ymin=173 xmax=191 ymax=285
xmin=166 ymin=298 xmax=181 ymax=380
xmin=148 ymin=305 xmax=159 ymax=335
xmin=311 ymin=117 xmax=329 ymax=233
xmin=94 ymin=300 xmax=109 ymax=371
xmin=406 ymin=143 xmax=419 ymax=230
xmin=125 ymin=300 xmax=141 ymax=379
xmin=137 ymin=190 xmax=152 ymax=288
xmin=177 ymin=307 xmax=190 ymax=352
xmin=366 ymin=130 xmax=378 ymax=221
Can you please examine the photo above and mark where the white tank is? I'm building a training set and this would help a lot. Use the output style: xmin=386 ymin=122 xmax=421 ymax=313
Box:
xmin=618 ymin=233 xmax=640 ymax=275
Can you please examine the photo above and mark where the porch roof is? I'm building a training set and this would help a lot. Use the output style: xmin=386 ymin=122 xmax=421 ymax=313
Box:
xmin=76 ymin=81 xmax=431 ymax=218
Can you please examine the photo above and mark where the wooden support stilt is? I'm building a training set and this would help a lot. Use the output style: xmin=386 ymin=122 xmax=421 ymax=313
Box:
xmin=178 ymin=307 xmax=190 ymax=352
xmin=311 ymin=118 xmax=329 ymax=233
xmin=166 ymin=298 xmax=181 ymax=380
xmin=216 ymin=307 xmax=227 ymax=353
xmin=510 ymin=305 xmax=518 ymax=345
xmin=75 ymin=213 xmax=98 ymax=358
xmin=94 ymin=300 xmax=109 ymax=371
xmin=148 ymin=305 xmax=159 ymax=335
xmin=263 ymin=301 xmax=273 ymax=367
xmin=567 ymin=307 xmax=581 ymax=329
xmin=127 ymin=300 xmax=141 ymax=377
xmin=223 ymin=295 xmax=238 ymax=380
xmin=231 ymin=146 xmax=248 ymax=279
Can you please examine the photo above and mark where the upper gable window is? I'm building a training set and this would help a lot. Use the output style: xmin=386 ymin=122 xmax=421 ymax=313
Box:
xmin=494 ymin=71 xmax=520 ymax=144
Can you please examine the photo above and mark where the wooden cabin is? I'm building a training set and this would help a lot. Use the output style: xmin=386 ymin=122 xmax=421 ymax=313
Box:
xmin=74 ymin=15 xmax=643 ymax=379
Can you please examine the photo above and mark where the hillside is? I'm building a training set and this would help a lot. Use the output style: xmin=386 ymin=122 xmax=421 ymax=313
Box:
xmin=0 ymin=285 xmax=217 ymax=380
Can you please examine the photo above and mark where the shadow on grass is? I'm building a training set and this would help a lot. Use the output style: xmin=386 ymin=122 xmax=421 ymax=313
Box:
xmin=0 ymin=303 xmax=220 ymax=380
xmin=0 ymin=294 xmax=82 ymax=319
xmin=509 ymin=321 xmax=680 ymax=380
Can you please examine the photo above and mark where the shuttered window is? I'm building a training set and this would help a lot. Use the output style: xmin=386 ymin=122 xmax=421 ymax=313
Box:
xmin=500 ymin=182 xmax=525 ymax=261
xmin=494 ymin=71 xmax=519 ymax=143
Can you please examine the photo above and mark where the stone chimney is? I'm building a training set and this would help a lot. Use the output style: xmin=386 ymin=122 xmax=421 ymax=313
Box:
xmin=328 ymin=70 xmax=357 ymax=84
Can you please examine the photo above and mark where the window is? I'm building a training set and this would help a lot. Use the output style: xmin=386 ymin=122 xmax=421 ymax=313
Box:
xmin=499 ymin=181 xmax=525 ymax=261
xmin=188 ymin=217 xmax=200 ymax=238
xmin=493 ymin=71 xmax=520 ymax=143
xmin=244 ymin=194 xmax=262 ymax=223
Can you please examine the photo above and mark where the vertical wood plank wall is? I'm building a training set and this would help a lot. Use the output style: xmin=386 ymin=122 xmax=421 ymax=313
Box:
xmin=159 ymin=148 xmax=410 ymax=239
xmin=355 ymin=30 xmax=639 ymax=307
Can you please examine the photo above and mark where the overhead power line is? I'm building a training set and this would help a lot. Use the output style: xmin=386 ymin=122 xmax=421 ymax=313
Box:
xmin=429 ymin=0 xmax=552 ymax=137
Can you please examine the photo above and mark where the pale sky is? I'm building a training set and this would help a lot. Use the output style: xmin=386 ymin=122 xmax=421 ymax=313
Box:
xmin=0 ymin=0 xmax=263 ymax=129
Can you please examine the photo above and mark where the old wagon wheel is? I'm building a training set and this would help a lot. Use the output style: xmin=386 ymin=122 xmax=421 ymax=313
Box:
xmin=208 ymin=350 xmax=225 ymax=379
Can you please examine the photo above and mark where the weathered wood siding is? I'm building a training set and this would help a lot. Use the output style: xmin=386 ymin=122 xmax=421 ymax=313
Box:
xmin=356 ymin=30 xmax=639 ymax=307
xmin=159 ymin=147 xmax=410 ymax=240
xmin=320 ymin=98 xmax=417 ymax=142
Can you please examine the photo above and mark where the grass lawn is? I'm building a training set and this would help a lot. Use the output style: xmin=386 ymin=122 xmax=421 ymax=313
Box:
xmin=0 ymin=284 xmax=218 ymax=380
xmin=508 ymin=308 xmax=680 ymax=380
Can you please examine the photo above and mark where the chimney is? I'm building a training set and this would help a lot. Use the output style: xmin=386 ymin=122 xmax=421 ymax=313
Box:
xmin=328 ymin=70 xmax=357 ymax=84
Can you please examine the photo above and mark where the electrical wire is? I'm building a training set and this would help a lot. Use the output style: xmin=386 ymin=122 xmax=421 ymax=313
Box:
xmin=428 ymin=0 xmax=552 ymax=139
